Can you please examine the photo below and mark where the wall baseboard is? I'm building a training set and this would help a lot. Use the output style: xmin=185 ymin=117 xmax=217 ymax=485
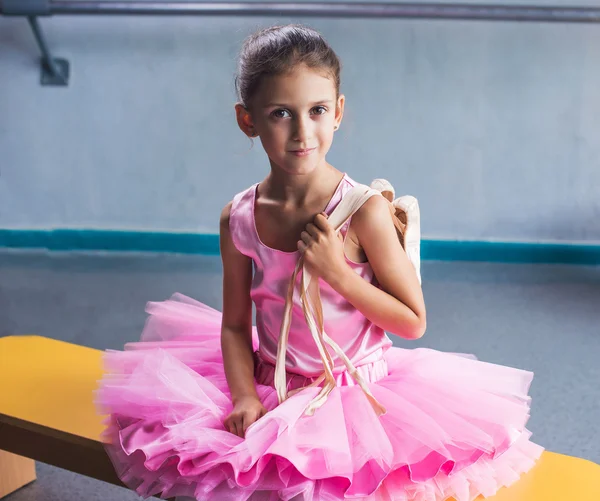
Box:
xmin=1 ymin=229 xmax=599 ymax=265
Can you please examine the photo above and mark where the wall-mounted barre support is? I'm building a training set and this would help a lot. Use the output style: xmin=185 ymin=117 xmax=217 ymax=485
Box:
xmin=2 ymin=0 xmax=600 ymax=87
xmin=27 ymin=15 xmax=69 ymax=86
xmin=3 ymin=0 xmax=69 ymax=86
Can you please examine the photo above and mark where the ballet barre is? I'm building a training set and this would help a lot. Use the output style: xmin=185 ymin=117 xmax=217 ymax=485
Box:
xmin=2 ymin=0 xmax=600 ymax=22
xmin=2 ymin=0 xmax=600 ymax=86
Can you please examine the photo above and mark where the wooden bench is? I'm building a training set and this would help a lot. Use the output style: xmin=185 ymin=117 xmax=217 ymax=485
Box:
xmin=1 ymin=335 xmax=599 ymax=500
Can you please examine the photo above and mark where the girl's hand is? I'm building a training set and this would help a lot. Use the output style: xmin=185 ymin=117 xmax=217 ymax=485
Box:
xmin=298 ymin=213 xmax=348 ymax=283
xmin=224 ymin=395 xmax=267 ymax=438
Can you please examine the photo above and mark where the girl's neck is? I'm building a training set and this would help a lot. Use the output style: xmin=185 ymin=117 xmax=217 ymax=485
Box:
xmin=263 ymin=163 xmax=344 ymax=208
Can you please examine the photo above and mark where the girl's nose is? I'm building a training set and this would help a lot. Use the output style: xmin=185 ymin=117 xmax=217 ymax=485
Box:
xmin=292 ymin=116 xmax=312 ymax=143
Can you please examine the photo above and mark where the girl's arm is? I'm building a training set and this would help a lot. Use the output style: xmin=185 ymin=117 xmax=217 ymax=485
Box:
xmin=300 ymin=195 xmax=426 ymax=340
xmin=220 ymin=202 xmax=266 ymax=437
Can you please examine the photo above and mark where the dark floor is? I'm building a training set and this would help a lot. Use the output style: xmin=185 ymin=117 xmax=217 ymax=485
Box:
xmin=1 ymin=250 xmax=599 ymax=500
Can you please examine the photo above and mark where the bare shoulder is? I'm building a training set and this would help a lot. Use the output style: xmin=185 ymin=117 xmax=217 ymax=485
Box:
xmin=351 ymin=194 xmax=394 ymax=233
xmin=219 ymin=200 xmax=241 ymax=257
xmin=220 ymin=200 xmax=234 ymax=230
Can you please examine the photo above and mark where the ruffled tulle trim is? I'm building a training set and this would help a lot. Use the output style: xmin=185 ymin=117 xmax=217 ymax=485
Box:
xmin=95 ymin=294 xmax=543 ymax=501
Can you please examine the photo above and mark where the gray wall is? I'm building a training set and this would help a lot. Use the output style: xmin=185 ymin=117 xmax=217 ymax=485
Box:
xmin=1 ymin=11 xmax=599 ymax=242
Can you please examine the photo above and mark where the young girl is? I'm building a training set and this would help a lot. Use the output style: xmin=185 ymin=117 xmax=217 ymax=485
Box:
xmin=97 ymin=24 xmax=543 ymax=501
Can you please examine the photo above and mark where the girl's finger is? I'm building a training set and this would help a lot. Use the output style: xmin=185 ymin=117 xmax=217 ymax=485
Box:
xmin=244 ymin=413 xmax=258 ymax=436
xmin=300 ymin=231 xmax=311 ymax=244
xmin=297 ymin=240 xmax=307 ymax=253
xmin=305 ymin=223 xmax=319 ymax=237
xmin=240 ymin=415 xmax=247 ymax=438
xmin=313 ymin=213 xmax=330 ymax=231
xmin=231 ymin=419 xmax=241 ymax=438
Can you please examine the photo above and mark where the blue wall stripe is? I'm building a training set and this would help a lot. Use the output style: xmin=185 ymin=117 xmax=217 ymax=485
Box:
xmin=0 ymin=229 xmax=221 ymax=255
xmin=1 ymin=229 xmax=599 ymax=265
xmin=421 ymin=240 xmax=600 ymax=265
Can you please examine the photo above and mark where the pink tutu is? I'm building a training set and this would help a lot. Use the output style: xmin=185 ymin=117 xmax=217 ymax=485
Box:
xmin=95 ymin=293 xmax=543 ymax=501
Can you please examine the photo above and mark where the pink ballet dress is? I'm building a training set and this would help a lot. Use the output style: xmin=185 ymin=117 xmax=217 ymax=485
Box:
xmin=96 ymin=174 xmax=543 ymax=501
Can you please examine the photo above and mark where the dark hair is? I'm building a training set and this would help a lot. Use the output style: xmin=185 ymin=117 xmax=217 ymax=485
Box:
xmin=235 ymin=24 xmax=342 ymax=109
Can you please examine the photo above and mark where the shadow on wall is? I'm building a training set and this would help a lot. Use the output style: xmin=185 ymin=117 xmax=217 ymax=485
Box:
xmin=0 ymin=17 xmax=268 ymax=69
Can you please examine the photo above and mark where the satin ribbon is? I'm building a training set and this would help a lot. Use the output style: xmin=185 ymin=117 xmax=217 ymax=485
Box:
xmin=274 ymin=183 xmax=412 ymax=416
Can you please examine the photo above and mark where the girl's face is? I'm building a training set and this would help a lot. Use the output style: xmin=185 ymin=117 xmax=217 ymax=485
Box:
xmin=238 ymin=64 xmax=344 ymax=176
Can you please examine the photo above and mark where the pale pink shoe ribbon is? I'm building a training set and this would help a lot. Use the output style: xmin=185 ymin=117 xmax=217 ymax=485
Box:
xmin=274 ymin=184 xmax=401 ymax=416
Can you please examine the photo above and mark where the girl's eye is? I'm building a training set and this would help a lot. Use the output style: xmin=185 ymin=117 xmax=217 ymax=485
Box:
xmin=272 ymin=109 xmax=291 ymax=119
xmin=312 ymin=106 xmax=327 ymax=115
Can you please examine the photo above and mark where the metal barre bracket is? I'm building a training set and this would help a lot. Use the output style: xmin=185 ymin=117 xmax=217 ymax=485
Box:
xmin=3 ymin=0 xmax=69 ymax=86
xmin=28 ymin=16 xmax=70 ymax=86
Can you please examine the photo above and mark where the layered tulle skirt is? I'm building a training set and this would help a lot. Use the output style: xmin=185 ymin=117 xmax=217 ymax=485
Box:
xmin=95 ymin=293 xmax=543 ymax=501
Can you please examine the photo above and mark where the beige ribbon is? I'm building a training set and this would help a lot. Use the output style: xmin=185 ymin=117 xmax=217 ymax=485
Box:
xmin=274 ymin=184 xmax=404 ymax=417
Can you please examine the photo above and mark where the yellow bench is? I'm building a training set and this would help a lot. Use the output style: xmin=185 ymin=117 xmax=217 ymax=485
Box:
xmin=1 ymin=335 xmax=599 ymax=500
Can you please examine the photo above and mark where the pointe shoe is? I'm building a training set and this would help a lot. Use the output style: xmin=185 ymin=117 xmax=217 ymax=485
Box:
xmin=370 ymin=179 xmax=422 ymax=285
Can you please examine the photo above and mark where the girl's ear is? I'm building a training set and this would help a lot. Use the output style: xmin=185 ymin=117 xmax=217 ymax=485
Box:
xmin=334 ymin=94 xmax=345 ymax=131
xmin=235 ymin=103 xmax=258 ymax=137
